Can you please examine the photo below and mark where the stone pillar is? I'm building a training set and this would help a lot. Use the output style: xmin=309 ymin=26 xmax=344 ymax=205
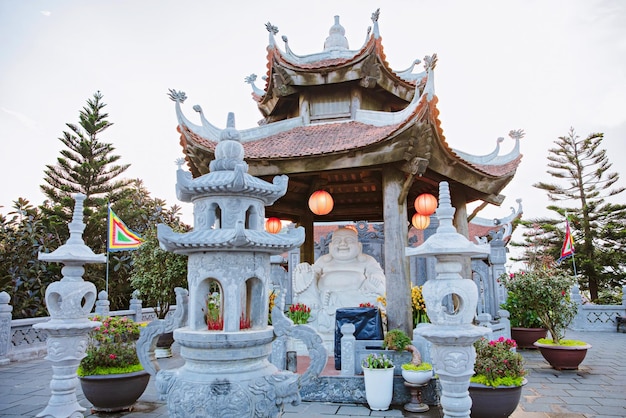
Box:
xmin=33 ymin=194 xmax=106 ymax=418
xmin=407 ymin=182 xmax=490 ymax=418
xmin=130 ymin=290 xmax=143 ymax=322
xmin=382 ymin=166 xmax=412 ymax=335
xmin=488 ymin=230 xmax=507 ymax=316
xmin=340 ymin=323 xmax=356 ymax=376
xmin=94 ymin=290 xmax=110 ymax=316
xmin=0 ymin=291 xmax=12 ymax=365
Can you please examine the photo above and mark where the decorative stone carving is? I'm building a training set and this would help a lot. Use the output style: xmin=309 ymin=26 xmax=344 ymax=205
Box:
xmin=142 ymin=111 xmax=325 ymax=417
xmin=406 ymin=182 xmax=491 ymax=418
xmin=33 ymin=194 xmax=106 ymax=418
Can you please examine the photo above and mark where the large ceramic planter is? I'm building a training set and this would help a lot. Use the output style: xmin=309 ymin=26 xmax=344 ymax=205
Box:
xmin=363 ymin=366 xmax=394 ymax=411
xmin=469 ymin=379 xmax=526 ymax=418
xmin=533 ymin=341 xmax=592 ymax=370
xmin=79 ymin=370 xmax=150 ymax=412
xmin=511 ymin=327 xmax=547 ymax=349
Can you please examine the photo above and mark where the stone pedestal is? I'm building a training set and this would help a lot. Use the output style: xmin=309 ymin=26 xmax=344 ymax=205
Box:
xmin=406 ymin=182 xmax=490 ymax=418
xmin=33 ymin=194 xmax=105 ymax=418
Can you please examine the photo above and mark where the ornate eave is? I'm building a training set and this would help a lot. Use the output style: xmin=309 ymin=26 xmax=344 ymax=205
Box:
xmin=256 ymin=12 xmax=424 ymax=118
xmin=157 ymin=222 xmax=305 ymax=255
xmin=167 ymin=10 xmax=523 ymax=223
xmin=175 ymin=163 xmax=288 ymax=204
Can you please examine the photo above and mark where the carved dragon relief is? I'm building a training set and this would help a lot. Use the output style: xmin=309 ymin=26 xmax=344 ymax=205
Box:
xmin=398 ymin=122 xmax=434 ymax=204
xmin=272 ymin=66 xmax=297 ymax=97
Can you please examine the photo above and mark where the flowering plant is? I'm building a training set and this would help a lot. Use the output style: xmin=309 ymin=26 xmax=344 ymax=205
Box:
xmin=471 ymin=337 xmax=526 ymax=387
xmin=287 ymin=303 xmax=311 ymax=324
xmin=362 ymin=353 xmax=394 ymax=369
xmin=206 ymin=291 xmax=223 ymax=330
xmin=411 ymin=285 xmax=429 ymax=326
xmin=500 ymin=262 xmax=578 ymax=343
xmin=268 ymin=289 xmax=278 ymax=325
xmin=78 ymin=315 xmax=143 ymax=376
xmin=359 ymin=302 xmax=375 ymax=308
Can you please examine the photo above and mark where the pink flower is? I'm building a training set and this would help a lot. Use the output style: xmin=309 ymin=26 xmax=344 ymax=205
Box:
xmin=109 ymin=354 xmax=117 ymax=359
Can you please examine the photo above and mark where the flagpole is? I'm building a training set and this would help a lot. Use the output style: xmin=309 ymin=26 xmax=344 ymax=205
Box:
xmin=106 ymin=203 xmax=110 ymax=294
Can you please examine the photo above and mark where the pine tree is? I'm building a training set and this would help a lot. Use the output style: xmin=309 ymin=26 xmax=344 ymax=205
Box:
xmin=40 ymin=92 xmax=133 ymax=308
xmin=41 ymin=91 xmax=131 ymax=232
xmin=532 ymin=128 xmax=626 ymax=300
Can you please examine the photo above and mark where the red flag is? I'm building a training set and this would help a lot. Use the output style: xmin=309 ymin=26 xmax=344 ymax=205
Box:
xmin=558 ymin=219 xmax=575 ymax=263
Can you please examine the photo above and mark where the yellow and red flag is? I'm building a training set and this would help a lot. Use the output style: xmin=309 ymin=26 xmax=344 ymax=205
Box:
xmin=557 ymin=218 xmax=575 ymax=263
xmin=107 ymin=207 xmax=143 ymax=251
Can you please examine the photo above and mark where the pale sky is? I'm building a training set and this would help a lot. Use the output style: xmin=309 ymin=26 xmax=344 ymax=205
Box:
xmin=1 ymin=0 xmax=625 ymax=256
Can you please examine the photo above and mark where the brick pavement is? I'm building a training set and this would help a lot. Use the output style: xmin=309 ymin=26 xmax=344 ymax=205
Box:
xmin=0 ymin=329 xmax=624 ymax=417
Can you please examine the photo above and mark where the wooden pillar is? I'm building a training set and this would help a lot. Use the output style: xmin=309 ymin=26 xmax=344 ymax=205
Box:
xmin=451 ymin=185 xmax=472 ymax=280
xmin=382 ymin=166 xmax=412 ymax=336
xmin=300 ymin=211 xmax=315 ymax=265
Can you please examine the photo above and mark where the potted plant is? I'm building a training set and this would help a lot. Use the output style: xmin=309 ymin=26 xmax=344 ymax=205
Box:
xmin=130 ymin=228 xmax=187 ymax=357
xmin=500 ymin=273 xmax=547 ymax=349
xmin=500 ymin=261 xmax=591 ymax=370
xmin=361 ymin=353 xmax=395 ymax=411
xmin=469 ymin=336 xmax=527 ymax=418
xmin=78 ymin=315 xmax=150 ymax=412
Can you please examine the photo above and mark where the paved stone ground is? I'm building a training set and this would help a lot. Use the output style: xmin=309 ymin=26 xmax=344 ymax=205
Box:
xmin=0 ymin=329 xmax=624 ymax=417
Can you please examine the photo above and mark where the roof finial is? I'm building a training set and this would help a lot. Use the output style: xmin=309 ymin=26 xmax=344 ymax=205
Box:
xmin=210 ymin=112 xmax=246 ymax=172
xmin=323 ymin=15 xmax=349 ymax=51
xmin=266 ymin=22 xmax=279 ymax=48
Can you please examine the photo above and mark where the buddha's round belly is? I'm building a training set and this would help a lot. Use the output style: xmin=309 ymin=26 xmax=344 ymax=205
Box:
xmin=318 ymin=270 xmax=364 ymax=292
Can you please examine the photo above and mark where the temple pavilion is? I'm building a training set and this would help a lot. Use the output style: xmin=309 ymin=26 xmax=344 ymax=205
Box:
xmin=168 ymin=9 xmax=523 ymax=332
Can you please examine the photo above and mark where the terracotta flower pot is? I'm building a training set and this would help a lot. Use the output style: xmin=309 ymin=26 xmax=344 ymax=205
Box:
xmin=79 ymin=370 xmax=150 ymax=412
xmin=510 ymin=327 xmax=547 ymax=349
xmin=533 ymin=341 xmax=592 ymax=370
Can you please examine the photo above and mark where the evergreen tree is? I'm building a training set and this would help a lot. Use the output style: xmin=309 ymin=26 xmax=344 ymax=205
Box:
xmin=40 ymin=92 xmax=133 ymax=308
xmin=532 ymin=128 xmax=626 ymax=300
xmin=41 ymin=91 xmax=132 ymax=245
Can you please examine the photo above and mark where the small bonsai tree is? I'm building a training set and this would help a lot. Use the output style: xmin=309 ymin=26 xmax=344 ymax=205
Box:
xmin=383 ymin=329 xmax=422 ymax=366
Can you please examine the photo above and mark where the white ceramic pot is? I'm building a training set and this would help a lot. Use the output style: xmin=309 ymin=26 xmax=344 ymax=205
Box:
xmin=363 ymin=366 xmax=394 ymax=411
xmin=401 ymin=368 xmax=432 ymax=385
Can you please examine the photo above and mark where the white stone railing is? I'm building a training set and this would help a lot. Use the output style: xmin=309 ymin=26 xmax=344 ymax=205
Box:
xmin=0 ymin=290 xmax=177 ymax=363
xmin=570 ymin=285 xmax=626 ymax=332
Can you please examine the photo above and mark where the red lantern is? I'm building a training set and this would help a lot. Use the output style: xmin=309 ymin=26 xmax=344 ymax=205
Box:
xmin=412 ymin=213 xmax=431 ymax=230
xmin=414 ymin=193 xmax=437 ymax=216
xmin=265 ymin=217 xmax=282 ymax=234
xmin=308 ymin=190 xmax=334 ymax=215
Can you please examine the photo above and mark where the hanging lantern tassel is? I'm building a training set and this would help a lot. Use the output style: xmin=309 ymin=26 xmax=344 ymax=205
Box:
xmin=308 ymin=190 xmax=334 ymax=215
xmin=412 ymin=213 xmax=431 ymax=230
xmin=265 ymin=217 xmax=282 ymax=234
xmin=414 ymin=193 xmax=438 ymax=216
